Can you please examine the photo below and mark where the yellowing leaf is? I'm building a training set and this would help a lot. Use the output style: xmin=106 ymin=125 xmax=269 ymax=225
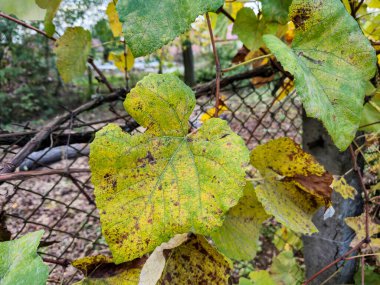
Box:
xmin=108 ymin=50 xmax=134 ymax=72
xmin=36 ymin=0 xmax=62 ymax=37
xmin=72 ymin=254 xmax=144 ymax=285
xmin=54 ymin=27 xmax=91 ymax=82
xmin=90 ymin=74 xmax=250 ymax=263
xmin=200 ymin=105 xmax=229 ymax=122
xmin=224 ymin=1 xmax=244 ymax=20
xmin=211 ymin=182 xmax=270 ymax=260
xmin=345 ymin=213 xmax=380 ymax=247
xmin=263 ymin=0 xmax=377 ymax=150
xmin=139 ymin=234 xmax=189 ymax=285
xmin=276 ymin=77 xmax=294 ymax=102
xmin=342 ymin=0 xmax=351 ymax=13
xmin=106 ymin=0 xmax=122 ymax=37
xmin=368 ymin=0 xmax=380 ymax=8
xmin=273 ymin=226 xmax=303 ymax=251
xmin=251 ymin=137 xmax=333 ymax=234
xmin=362 ymin=14 xmax=380 ymax=41
xmin=156 ymin=235 xmax=231 ymax=284
xmin=0 ymin=231 xmax=49 ymax=285
xmin=332 ymin=176 xmax=357 ymax=200
xmin=285 ymin=21 xmax=295 ymax=43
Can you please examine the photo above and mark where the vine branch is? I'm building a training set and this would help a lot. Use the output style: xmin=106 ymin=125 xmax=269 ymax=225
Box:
xmin=0 ymin=12 xmax=114 ymax=92
xmin=206 ymin=12 xmax=222 ymax=118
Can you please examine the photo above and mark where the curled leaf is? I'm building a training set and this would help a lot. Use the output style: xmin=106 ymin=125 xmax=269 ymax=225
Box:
xmin=251 ymin=137 xmax=333 ymax=234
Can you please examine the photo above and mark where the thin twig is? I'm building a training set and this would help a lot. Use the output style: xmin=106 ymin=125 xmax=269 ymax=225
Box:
xmin=206 ymin=12 xmax=221 ymax=118
xmin=222 ymin=54 xmax=273 ymax=73
xmin=344 ymin=252 xmax=380 ymax=261
xmin=359 ymin=120 xmax=380 ymax=129
xmin=42 ymin=257 xmax=70 ymax=267
xmin=303 ymin=239 xmax=366 ymax=285
xmin=349 ymin=144 xmax=371 ymax=242
xmin=217 ymin=7 xmax=235 ymax=22
xmin=361 ymin=255 xmax=365 ymax=285
xmin=0 ymin=168 xmax=90 ymax=182
xmin=0 ymin=12 xmax=114 ymax=92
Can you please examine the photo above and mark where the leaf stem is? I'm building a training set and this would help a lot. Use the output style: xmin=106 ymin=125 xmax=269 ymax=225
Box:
xmin=206 ymin=12 xmax=221 ymax=118
xmin=222 ymin=54 xmax=273 ymax=73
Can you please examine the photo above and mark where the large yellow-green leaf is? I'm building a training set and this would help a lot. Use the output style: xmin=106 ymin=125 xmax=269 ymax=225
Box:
xmin=90 ymin=74 xmax=249 ymax=263
xmin=35 ymin=0 xmax=62 ymax=37
xmin=155 ymin=235 xmax=231 ymax=284
xmin=250 ymin=137 xmax=333 ymax=234
xmin=106 ymin=0 xmax=122 ymax=37
xmin=0 ymin=1 xmax=45 ymax=20
xmin=210 ymin=182 xmax=270 ymax=260
xmin=116 ymin=0 xmax=224 ymax=57
xmin=54 ymin=27 xmax=91 ymax=82
xmin=0 ymin=231 xmax=48 ymax=285
xmin=232 ymin=7 xmax=285 ymax=52
xmin=263 ymin=0 xmax=377 ymax=150
xmin=260 ymin=0 xmax=292 ymax=25
xmin=72 ymin=255 xmax=144 ymax=285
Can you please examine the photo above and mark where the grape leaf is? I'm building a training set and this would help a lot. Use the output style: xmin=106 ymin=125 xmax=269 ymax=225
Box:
xmin=233 ymin=7 xmax=284 ymax=52
xmin=0 ymin=1 xmax=45 ymax=20
xmin=116 ymin=0 xmax=224 ymax=57
xmin=155 ymin=235 xmax=231 ymax=284
xmin=345 ymin=213 xmax=380 ymax=247
xmin=260 ymin=0 xmax=292 ymax=25
xmin=263 ymin=0 xmax=377 ymax=150
xmin=54 ymin=27 xmax=91 ymax=82
xmin=360 ymin=89 xmax=380 ymax=133
xmin=270 ymin=251 xmax=304 ymax=285
xmin=0 ymin=231 xmax=48 ymax=285
xmin=72 ymin=255 xmax=144 ymax=285
xmin=139 ymin=234 xmax=189 ymax=285
xmin=250 ymin=137 xmax=333 ymax=234
xmin=35 ymin=0 xmax=62 ymax=36
xmin=210 ymin=182 xmax=270 ymax=260
xmin=90 ymin=73 xmax=249 ymax=263
xmin=248 ymin=270 xmax=276 ymax=285
xmin=332 ymin=176 xmax=357 ymax=200
xmin=108 ymin=50 xmax=134 ymax=72
xmin=106 ymin=0 xmax=122 ymax=37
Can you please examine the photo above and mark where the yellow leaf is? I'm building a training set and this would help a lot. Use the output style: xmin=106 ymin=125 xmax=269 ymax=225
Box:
xmin=108 ymin=50 xmax=134 ymax=72
xmin=251 ymin=137 xmax=333 ymax=234
xmin=345 ymin=213 xmax=380 ymax=247
xmin=276 ymin=77 xmax=294 ymax=101
xmin=200 ymin=105 xmax=229 ymax=122
xmin=332 ymin=176 xmax=357 ymax=200
xmin=106 ymin=0 xmax=123 ymax=37
xmin=224 ymin=1 xmax=244 ymax=20
xmin=342 ymin=0 xmax=352 ymax=14
xmin=285 ymin=21 xmax=295 ymax=43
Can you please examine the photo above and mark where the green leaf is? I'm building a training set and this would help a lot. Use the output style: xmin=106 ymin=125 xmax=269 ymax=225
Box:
xmin=54 ymin=27 xmax=91 ymax=82
xmin=248 ymin=270 xmax=276 ymax=285
xmin=0 ymin=0 xmax=45 ymax=20
xmin=211 ymin=182 xmax=269 ymax=260
xmin=154 ymin=235 xmax=231 ymax=284
xmin=72 ymin=254 xmax=144 ymax=285
xmin=35 ymin=0 xmax=62 ymax=37
xmin=116 ymin=0 xmax=224 ymax=57
xmin=270 ymin=251 xmax=304 ymax=285
xmin=89 ymin=73 xmax=249 ymax=263
xmin=251 ymin=137 xmax=333 ymax=234
xmin=0 ymin=231 xmax=49 ymax=285
xmin=360 ymin=89 xmax=380 ymax=133
xmin=260 ymin=0 xmax=292 ymax=25
xmin=263 ymin=0 xmax=377 ymax=150
xmin=233 ymin=7 xmax=283 ymax=52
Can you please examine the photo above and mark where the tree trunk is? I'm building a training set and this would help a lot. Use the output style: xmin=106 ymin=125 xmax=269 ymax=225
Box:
xmin=302 ymin=112 xmax=363 ymax=284
xmin=182 ymin=39 xmax=195 ymax=87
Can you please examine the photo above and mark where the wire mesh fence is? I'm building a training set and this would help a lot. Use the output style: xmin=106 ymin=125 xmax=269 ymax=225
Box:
xmin=0 ymin=71 xmax=303 ymax=284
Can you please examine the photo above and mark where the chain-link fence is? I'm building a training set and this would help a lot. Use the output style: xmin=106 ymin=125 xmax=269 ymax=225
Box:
xmin=0 ymin=70 xmax=303 ymax=284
